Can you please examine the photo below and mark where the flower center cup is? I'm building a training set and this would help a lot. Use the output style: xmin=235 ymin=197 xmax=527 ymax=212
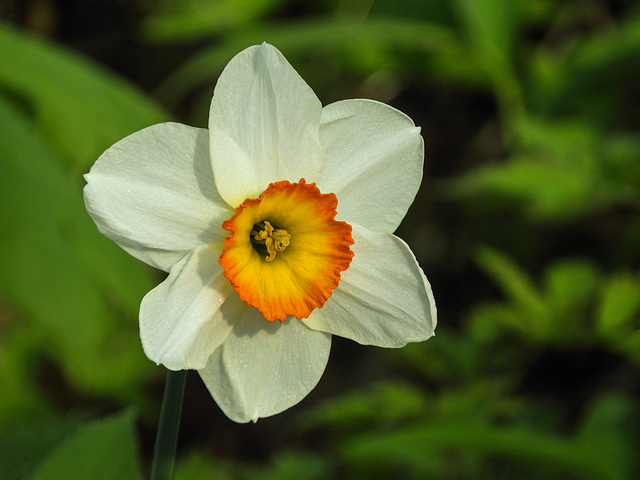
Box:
xmin=219 ymin=179 xmax=354 ymax=322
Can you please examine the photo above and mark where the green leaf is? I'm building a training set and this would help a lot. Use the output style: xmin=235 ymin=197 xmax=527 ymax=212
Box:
xmin=302 ymin=381 xmax=429 ymax=431
xmin=543 ymin=259 xmax=599 ymax=337
xmin=470 ymin=247 xmax=572 ymax=342
xmin=342 ymin=419 xmax=624 ymax=480
xmin=469 ymin=302 xmax=534 ymax=340
xmin=0 ymin=25 xmax=168 ymax=171
xmin=597 ymin=273 xmax=640 ymax=336
xmin=450 ymin=0 xmax=525 ymax=130
xmin=618 ymin=330 xmax=640 ymax=364
xmin=474 ymin=246 xmax=546 ymax=317
xmin=0 ymin=415 xmax=83 ymax=480
xmin=155 ymin=18 xmax=455 ymax=106
xmin=454 ymin=157 xmax=599 ymax=220
xmin=0 ymin=322 xmax=53 ymax=425
xmin=174 ymin=451 xmax=233 ymax=480
xmin=30 ymin=411 xmax=143 ymax=480
xmin=452 ymin=119 xmax=639 ymax=220
xmin=143 ymin=0 xmax=287 ymax=42
xmin=371 ymin=0 xmax=453 ymax=26
xmin=242 ymin=451 xmax=330 ymax=480
xmin=576 ymin=395 xmax=637 ymax=479
xmin=529 ymin=13 xmax=640 ymax=126
xmin=451 ymin=0 xmax=520 ymax=62
xmin=0 ymin=94 xmax=155 ymax=401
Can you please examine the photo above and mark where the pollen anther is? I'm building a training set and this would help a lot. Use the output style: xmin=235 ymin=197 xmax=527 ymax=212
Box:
xmin=251 ymin=221 xmax=291 ymax=261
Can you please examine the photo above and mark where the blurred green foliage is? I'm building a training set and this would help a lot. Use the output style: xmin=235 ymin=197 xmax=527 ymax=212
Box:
xmin=29 ymin=411 xmax=143 ymax=480
xmin=1 ymin=0 xmax=639 ymax=479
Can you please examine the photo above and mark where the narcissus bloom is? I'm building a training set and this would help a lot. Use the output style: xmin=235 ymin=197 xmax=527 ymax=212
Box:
xmin=84 ymin=43 xmax=436 ymax=423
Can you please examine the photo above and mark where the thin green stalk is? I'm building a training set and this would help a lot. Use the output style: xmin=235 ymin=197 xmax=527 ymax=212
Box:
xmin=150 ymin=369 xmax=188 ymax=480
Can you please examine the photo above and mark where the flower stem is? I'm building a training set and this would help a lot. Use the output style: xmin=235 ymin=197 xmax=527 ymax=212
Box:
xmin=150 ymin=369 xmax=187 ymax=480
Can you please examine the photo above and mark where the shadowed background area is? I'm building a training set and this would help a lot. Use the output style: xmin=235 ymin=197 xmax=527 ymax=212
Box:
xmin=1 ymin=0 xmax=639 ymax=479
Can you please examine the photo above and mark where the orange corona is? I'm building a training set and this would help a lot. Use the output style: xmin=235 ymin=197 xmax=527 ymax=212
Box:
xmin=219 ymin=179 xmax=354 ymax=321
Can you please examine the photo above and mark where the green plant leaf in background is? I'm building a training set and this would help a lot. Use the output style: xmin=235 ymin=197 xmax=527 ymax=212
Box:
xmin=152 ymin=17 xmax=455 ymax=108
xmin=0 ymin=26 xmax=170 ymax=418
xmin=450 ymin=0 xmax=525 ymax=134
xmin=597 ymin=272 xmax=640 ymax=336
xmin=542 ymin=259 xmax=599 ymax=338
xmin=340 ymin=395 xmax=635 ymax=480
xmin=529 ymin=13 xmax=640 ymax=128
xmin=0 ymin=25 xmax=169 ymax=171
xmin=0 ymin=414 xmax=83 ymax=480
xmin=451 ymin=0 xmax=520 ymax=63
xmin=576 ymin=395 xmax=638 ymax=480
xmin=469 ymin=247 xmax=598 ymax=344
xmin=597 ymin=272 xmax=640 ymax=362
xmin=29 ymin=410 xmax=143 ymax=480
xmin=302 ymin=381 xmax=429 ymax=431
xmin=469 ymin=245 xmax=640 ymax=361
xmin=0 ymin=95 xmax=155 ymax=410
xmin=450 ymin=119 xmax=640 ymax=221
xmin=474 ymin=246 xmax=546 ymax=318
xmin=173 ymin=449 xmax=330 ymax=480
xmin=143 ymin=0 xmax=288 ymax=43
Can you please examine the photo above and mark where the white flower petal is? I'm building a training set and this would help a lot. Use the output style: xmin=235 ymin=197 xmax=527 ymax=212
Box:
xmin=317 ymin=99 xmax=424 ymax=233
xmin=209 ymin=43 xmax=325 ymax=207
xmin=199 ymin=308 xmax=332 ymax=423
xmin=303 ymin=223 xmax=436 ymax=347
xmin=84 ymin=122 xmax=233 ymax=272
xmin=139 ymin=244 xmax=238 ymax=370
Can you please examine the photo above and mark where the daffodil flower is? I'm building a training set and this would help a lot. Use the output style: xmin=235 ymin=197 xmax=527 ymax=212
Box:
xmin=84 ymin=43 xmax=436 ymax=423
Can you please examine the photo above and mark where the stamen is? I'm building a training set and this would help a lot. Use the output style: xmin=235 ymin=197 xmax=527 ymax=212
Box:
xmin=251 ymin=221 xmax=291 ymax=261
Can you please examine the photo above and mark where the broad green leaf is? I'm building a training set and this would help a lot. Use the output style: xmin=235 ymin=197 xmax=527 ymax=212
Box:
xmin=453 ymin=158 xmax=600 ymax=220
xmin=600 ymin=135 xmax=640 ymax=195
xmin=474 ymin=246 xmax=546 ymax=317
xmin=0 ymin=415 xmax=84 ymax=480
xmin=174 ymin=452 xmax=232 ymax=480
xmin=394 ymin=330 xmax=481 ymax=382
xmin=576 ymin=395 xmax=637 ymax=479
xmin=543 ymin=259 xmax=599 ymax=336
xmin=175 ymin=450 xmax=329 ymax=480
xmin=452 ymin=119 xmax=639 ymax=220
xmin=30 ymin=411 xmax=143 ymax=480
xmin=450 ymin=0 xmax=524 ymax=129
xmin=517 ymin=118 xmax=599 ymax=166
xmin=302 ymin=381 xmax=428 ymax=430
xmin=0 ymin=25 xmax=168 ymax=171
xmin=242 ymin=451 xmax=330 ymax=480
xmin=529 ymin=13 xmax=640 ymax=125
xmin=470 ymin=248 xmax=574 ymax=342
xmin=619 ymin=330 xmax=640 ymax=364
xmin=451 ymin=0 xmax=520 ymax=62
xmin=342 ymin=419 xmax=625 ymax=479
xmin=597 ymin=273 xmax=640 ymax=335
xmin=0 ymin=95 xmax=155 ymax=399
xmin=469 ymin=302 xmax=536 ymax=340
xmin=155 ymin=18 xmax=455 ymax=106
xmin=0 ymin=322 xmax=53 ymax=425
xmin=371 ymin=0 xmax=453 ymax=26
xmin=143 ymin=0 xmax=287 ymax=42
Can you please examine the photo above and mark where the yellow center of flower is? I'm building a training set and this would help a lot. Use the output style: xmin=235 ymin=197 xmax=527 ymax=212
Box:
xmin=219 ymin=179 xmax=354 ymax=322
